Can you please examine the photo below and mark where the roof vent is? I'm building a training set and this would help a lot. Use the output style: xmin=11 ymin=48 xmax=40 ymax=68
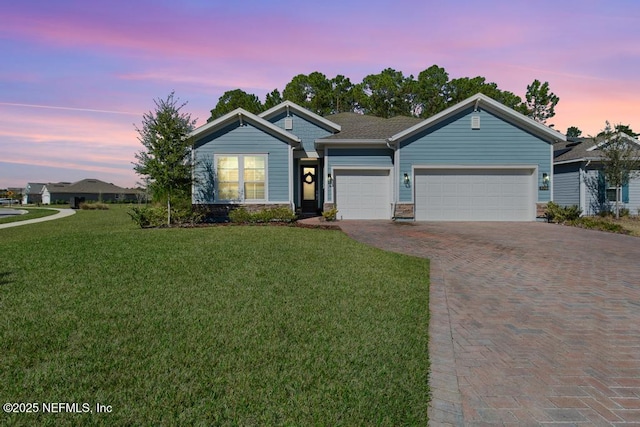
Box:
xmin=284 ymin=117 xmax=293 ymax=130
xmin=471 ymin=115 xmax=480 ymax=130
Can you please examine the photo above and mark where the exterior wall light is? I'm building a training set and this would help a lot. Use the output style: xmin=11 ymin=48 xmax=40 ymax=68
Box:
xmin=327 ymin=174 xmax=333 ymax=185
xmin=404 ymin=173 xmax=410 ymax=185
xmin=543 ymin=173 xmax=550 ymax=185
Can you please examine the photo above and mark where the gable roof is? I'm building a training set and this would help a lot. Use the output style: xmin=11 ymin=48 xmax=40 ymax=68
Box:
xmin=259 ymin=100 xmax=342 ymax=133
xmin=319 ymin=113 xmax=422 ymax=143
xmin=25 ymin=183 xmax=46 ymax=194
xmin=42 ymin=179 xmax=136 ymax=194
xmin=189 ymin=108 xmax=301 ymax=145
xmin=388 ymin=93 xmax=566 ymax=145
xmin=554 ymin=133 xmax=640 ymax=164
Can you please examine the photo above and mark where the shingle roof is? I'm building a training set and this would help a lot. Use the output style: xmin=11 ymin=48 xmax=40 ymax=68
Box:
xmin=321 ymin=112 xmax=422 ymax=140
xmin=554 ymin=134 xmax=640 ymax=163
xmin=44 ymin=179 xmax=137 ymax=194
xmin=25 ymin=183 xmax=46 ymax=195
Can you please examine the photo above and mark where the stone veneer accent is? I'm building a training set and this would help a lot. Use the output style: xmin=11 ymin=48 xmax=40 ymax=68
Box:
xmin=323 ymin=203 xmax=335 ymax=212
xmin=536 ymin=202 xmax=548 ymax=218
xmin=394 ymin=203 xmax=415 ymax=219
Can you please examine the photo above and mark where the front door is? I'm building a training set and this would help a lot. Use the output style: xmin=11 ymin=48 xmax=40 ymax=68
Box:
xmin=301 ymin=165 xmax=318 ymax=214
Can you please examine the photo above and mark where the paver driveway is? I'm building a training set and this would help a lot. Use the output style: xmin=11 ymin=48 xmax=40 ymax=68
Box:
xmin=339 ymin=221 xmax=640 ymax=426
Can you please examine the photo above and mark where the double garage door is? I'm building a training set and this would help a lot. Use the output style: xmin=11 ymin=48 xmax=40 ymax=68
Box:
xmin=415 ymin=169 xmax=534 ymax=221
xmin=334 ymin=170 xmax=391 ymax=220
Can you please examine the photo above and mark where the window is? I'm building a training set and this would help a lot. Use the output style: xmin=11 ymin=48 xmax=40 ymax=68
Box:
xmin=215 ymin=155 xmax=267 ymax=201
xmin=606 ymin=187 xmax=618 ymax=203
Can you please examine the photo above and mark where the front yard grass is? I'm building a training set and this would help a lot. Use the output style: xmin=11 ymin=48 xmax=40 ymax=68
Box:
xmin=0 ymin=207 xmax=58 ymax=224
xmin=0 ymin=206 xmax=430 ymax=425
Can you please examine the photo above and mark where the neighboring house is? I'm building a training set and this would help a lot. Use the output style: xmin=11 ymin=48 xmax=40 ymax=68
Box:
xmin=190 ymin=93 xmax=564 ymax=221
xmin=554 ymin=133 xmax=640 ymax=215
xmin=23 ymin=183 xmax=46 ymax=204
xmin=41 ymin=179 xmax=139 ymax=204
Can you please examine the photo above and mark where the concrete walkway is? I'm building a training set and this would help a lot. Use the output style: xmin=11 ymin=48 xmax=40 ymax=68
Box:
xmin=338 ymin=220 xmax=640 ymax=426
xmin=0 ymin=208 xmax=76 ymax=229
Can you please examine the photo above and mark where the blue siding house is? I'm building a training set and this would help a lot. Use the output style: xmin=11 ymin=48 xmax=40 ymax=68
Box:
xmin=553 ymin=133 xmax=640 ymax=215
xmin=190 ymin=94 xmax=564 ymax=221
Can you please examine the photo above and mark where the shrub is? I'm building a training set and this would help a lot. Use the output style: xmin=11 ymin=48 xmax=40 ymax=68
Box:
xmin=228 ymin=207 xmax=252 ymax=224
xmin=80 ymin=202 xmax=109 ymax=210
xmin=573 ymin=217 xmax=626 ymax=234
xmin=322 ymin=207 xmax=339 ymax=222
xmin=128 ymin=206 xmax=166 ymax=228
xmin=545 ymin=202 xmax=581 ymax=223
xmin=129 ymin=205 xmax=204 ymax=228
xmin=229 ymin=206 xmax=296 ymax=224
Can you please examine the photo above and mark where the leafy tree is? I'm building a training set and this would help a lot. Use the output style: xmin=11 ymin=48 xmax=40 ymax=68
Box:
xmin=329 ymin=74 xmax=359 ymax=114
xmin=614 ymin=124 xmax=636 ymax=137
xmin=596 ymin=121 xmax=640 ymax=218
xmin=566 ymin=126 xmax=582 ymax=138
xmin=524 ymin=79 xmax=559 ymax=124
xmin=358 ymin=68 xmax=414 ymax=118
xmin=447 ymin=76 xmax=493 ymax=105
xmin=414 ymin=65 xmax=450 ymax=118
xmin=133 ymin=92 xmax=196 ymax=225
xmin=208 ymin=89 xmax=263 ymax=122
xmin=263 ymin=89 xmax=284 ymax=110
xmin=283 ymin=72 xmax=333 ymax=115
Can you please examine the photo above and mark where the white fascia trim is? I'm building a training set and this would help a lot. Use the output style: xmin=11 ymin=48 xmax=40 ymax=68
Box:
xmin=315 ymin=139 xmax=387 ymax=148
xmin=331 ymin=165 xmax=393 ymax=171
xmin=189 ymin=108 xmax=301 ymax=145
xmin=259 ymin=100 xmax=341 ymax=132
xmin=554 ymin=157 xmax=600 ymax=166
xmin=324 ymin=146 xmax=330 ymax=203
xmin=586 ymin=132 xmax=640 ymax=151
xmin=394 ymin=146 xmax=400 ymax=204
xmin=389 ymin=93 xmax=566 ymax=145
xmin=288 ymin=145 xmax=294 ymax=206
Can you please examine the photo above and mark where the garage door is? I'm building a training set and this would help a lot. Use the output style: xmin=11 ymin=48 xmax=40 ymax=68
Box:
xmin=415 ymin=169 xmax=534 ymax=221
xmin=335 ymin=170 xmax=391 ymax=219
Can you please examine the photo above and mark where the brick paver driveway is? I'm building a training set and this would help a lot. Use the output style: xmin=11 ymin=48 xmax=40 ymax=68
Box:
xmin=339 ymin=221 xmax=640 ymax=426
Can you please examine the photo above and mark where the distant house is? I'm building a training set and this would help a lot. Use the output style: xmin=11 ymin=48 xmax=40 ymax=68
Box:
xmin=41 ymin=179 xmax=139 ymax=204
xmin=23 ymin=183 xmax=46 ymax=205
xmin=554 ymin=133 xmax=640 ymax=215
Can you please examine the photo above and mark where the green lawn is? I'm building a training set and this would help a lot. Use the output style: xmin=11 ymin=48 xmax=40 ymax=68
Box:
xmin=0 ymin=206 xmax=430 ymax=425
xmin=0 ymin=207 xmax=58 ymax=224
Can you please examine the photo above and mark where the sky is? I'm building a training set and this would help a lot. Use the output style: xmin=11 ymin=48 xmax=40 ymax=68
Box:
xmin=1 ymin=0 xmax=639 ymax=189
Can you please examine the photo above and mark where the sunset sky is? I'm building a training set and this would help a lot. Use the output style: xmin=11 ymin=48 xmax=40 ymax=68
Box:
xmin=1 ymin=0 xmax=639 ymax=189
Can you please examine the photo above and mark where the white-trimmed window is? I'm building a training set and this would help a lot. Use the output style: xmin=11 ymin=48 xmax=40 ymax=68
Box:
xmin=215 ymin=154 xmax=267 ymax=201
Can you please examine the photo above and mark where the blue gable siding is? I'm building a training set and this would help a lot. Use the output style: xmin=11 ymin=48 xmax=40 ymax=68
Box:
xmin=398 ymin=108 xmax=552 ymax=203
xmin=192 ymin=122 xmax=290 ymax=202
xmin=267 ymin=112 xmax=333 ymax=154
xmin=553 ymin=163 xmax=581 ymax=207
xmin=327 ymin=148 xmax=394 ymax=168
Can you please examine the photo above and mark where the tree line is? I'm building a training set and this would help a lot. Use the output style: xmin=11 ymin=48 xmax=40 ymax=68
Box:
xmin=207 ymin=65 xmax=560 ymax=125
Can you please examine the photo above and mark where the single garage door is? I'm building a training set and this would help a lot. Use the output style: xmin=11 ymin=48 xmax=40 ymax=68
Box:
xmin=335 ymin=169 xmax=391 ymax=219
xmin=414 ymin=169 xmax=534 ymax=221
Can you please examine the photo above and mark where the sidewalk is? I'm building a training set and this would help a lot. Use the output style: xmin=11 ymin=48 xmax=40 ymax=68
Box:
xmin=0 ymin=208 xmax=76 ymax=229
